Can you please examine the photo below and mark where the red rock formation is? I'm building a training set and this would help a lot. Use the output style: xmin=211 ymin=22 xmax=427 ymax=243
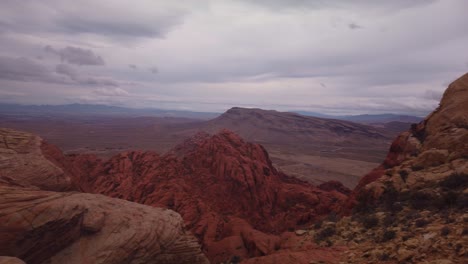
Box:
xmin=318 ymin=181 xmax=351 ymax=196
xmin=67 ymin=129 xmax=347 ymax=263
xmin=0 ymin=129 xmax=209 ymax=264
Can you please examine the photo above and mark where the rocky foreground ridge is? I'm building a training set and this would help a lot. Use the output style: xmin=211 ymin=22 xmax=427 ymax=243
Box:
xmin=0 ymin=128 xmax=209 ymax=264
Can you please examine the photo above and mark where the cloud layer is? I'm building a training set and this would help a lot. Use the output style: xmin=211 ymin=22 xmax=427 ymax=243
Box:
xmin=0 ymin=0 xmax=467 ymax=115
xmin=46 ymin=46 xmax=105 ymax=66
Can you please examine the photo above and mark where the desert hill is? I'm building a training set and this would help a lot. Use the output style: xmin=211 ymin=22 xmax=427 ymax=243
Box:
xmin=201 ymin=107 xmax=388 ymax=143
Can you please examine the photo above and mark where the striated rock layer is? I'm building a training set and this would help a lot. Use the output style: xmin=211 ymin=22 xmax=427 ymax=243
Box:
xmin=0 ymin=186 xmax=209 ymax=264
xmin=67 ymin=130 xmax=348 ymax=262
xmin=0 ymin=129 xmax=209 ymax=264
xmin=0 ymin=128 xmax=72 ymax=191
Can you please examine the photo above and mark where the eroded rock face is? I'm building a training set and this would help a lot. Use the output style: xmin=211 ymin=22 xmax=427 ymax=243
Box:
xmin=0 ymin=185 xmax=209 ymax=264
xmin=0 ymin=128 xmax=72 ymax=191
xmin=0 ymin=129 xmax=209 ymax=264
xmin=67 ymin=130 xmax=347 ymax=263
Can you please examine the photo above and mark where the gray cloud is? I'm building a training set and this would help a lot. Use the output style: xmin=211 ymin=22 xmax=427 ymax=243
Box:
xmin=242 ymin=0 xmax=438 ymax=12
xmin=45 ymin=46 xmax=105 ymax=66
xmin=55 ymin=63 xmax=118 ymax=86
xmin=348 ymin=23 xmax=363 ymax=30
xmin=0 ymin=56 xmax=63 ymax=83
xmin=129 ymin=64 xmax=137 ymax=70
xmin=93 ymin=87 xmax=129 ymax=96
xmin=0 ymin=0 xmax=186 ymax=39
xmin=149 ymin=67 xmax=159 ymax=74
xmin=423 ymin=89 xmax=444 ymax=101
xmin=81 ymin=77 xmax=118 ymax=86
xmin=55 ymin=63 xmax=78 ymax=79
xmin=0 ymin=56 xmax=119 ymax=87
xmin=56 ymin=15 xmax=181 ymax=39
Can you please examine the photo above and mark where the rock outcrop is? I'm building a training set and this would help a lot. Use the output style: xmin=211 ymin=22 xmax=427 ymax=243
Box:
xmin=0 ymin=129 xmax=209 ymax=264
xmin=67 ymin=130 xmax=347 ymax=263
xmin=0 ymin=128 xmax=72 ymax=191
xmin=350 ymin=72 xmax=468 ymax=206
xmin=335 ymin=72 xmax=468 ymax=263
xmin=0 ymin=186 xmax=209 ymax=264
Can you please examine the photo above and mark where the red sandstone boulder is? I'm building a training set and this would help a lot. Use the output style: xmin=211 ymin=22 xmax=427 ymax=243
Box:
xmin=0 ymin=185 xmax=209 ymax=264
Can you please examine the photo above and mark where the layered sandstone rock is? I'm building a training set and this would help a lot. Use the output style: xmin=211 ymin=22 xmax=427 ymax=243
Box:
xmin=0 ymin=186 xmax=209 ymax=264
xmin=0 ymin=129 xmax=209 ymax=264
xmin=0 ymin=128 xmax=72 ymax=191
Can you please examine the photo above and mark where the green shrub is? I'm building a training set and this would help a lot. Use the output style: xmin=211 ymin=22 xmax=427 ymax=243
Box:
xmin=399 ymin=170 xmax=409 ymax=182
xmin=440 ymin=172 xmax=468 ymax=189
xmin=456 ymin=193 xmax=468 ymax=208
xmin=411 ymin=164 xmax=424 ymax=171
xmin=315 ymin=227 xmax=336 ymax=242
xmin=379 ymin=252 xmax=390 ymax=261
xmin=408 ymin=191 xmax=434 ymax=209
xmin=441 ymin=226 xmax=451 ymax=236
xmin=383 ymin=214 xmax=397 ymax=227
xmin=354 ymin=191 xmax=375 ymax=213
xmin=441 ymin=191 xmax=458 ymax=208
xmin=313 ymin=220 xmax=323 ymax=230
xmin=414 ymin=218 xmax=429 ymax=228
xmin=381 ymin=182 xmax=399 ymax=211
xmin=462 ymin=228 xmax=468 ymax=236
xmin=361 ymin=214 xmax=379 ymax=229
xmin=381 ymin=230 xmax=396 ymax=242
xmin=326 ymin=212 xmax=339 ymax=222
xmin=230 ymin=255 xmax=241 ymax=264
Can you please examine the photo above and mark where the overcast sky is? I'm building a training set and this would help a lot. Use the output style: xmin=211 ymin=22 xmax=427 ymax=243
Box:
xmin=0 ymin=0 xmax=467 ymax=115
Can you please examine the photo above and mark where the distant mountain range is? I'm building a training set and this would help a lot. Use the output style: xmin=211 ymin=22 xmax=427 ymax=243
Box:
xmin=1 ymin=103 xmax=422 ymax=124
xmin=293 ymin=111 xmax=423 ymax=124
xmin=0 ymin=103 xmax=219 ymax=120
